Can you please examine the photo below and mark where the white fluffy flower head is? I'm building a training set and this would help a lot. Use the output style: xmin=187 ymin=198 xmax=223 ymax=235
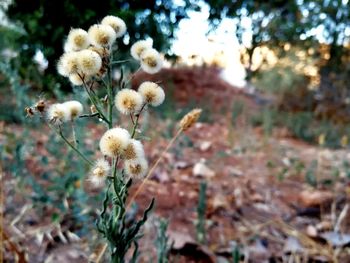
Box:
xmin=124 ymin=158 xmax=148 ymax=179
xmin=115 ymin=89 xmax=143 ymax=114
xmin=65 ymin=28 xmax=90 ymax=51
xmin=77 ymin=49 xmax=102 ymax=76
xmin=62 ymin=100 xmax=83 ymax=121
xmin=140 ymin=48 xmax=163 ymax=74
xmin=57 ymin=52 xmax=80 ymax=77
xmin=99 ymin=127 xmax=130 ymax=157
xmin=69 ymin=73 xmax=83 ymax=86
xmin=130 ymin=40 xmax=152 ymax=60
xmin=123 ymin=139 xmax=145 ymax=160
xmin=88 ymin=24 xmax=116 ymax=47
xmin=89 ymin=159 xmax=110 ymax=187
xmin=101 ymin=15 xmax=127 ymax=38
xmin=138 ymin=81 xmax=165 ymax=107
xmin=47 ymin=103 xmax=69 ymax=124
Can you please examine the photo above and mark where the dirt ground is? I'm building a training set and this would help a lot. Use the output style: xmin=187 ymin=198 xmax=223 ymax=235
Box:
xmin=2 ymin=67 xmax=350 ymax=262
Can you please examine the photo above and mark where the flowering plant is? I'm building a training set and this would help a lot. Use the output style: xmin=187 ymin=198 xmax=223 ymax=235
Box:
xmin=27 ymin=15 xmax=201 ymax=262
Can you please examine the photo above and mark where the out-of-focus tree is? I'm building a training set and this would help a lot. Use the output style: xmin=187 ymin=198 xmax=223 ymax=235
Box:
xmin=5 ymin=0 xmax=197 ymax=91
xmin=203 ymin=0 xmax=349 ymax=79
xmin=203 ymin=0 xmax=350 ymax=122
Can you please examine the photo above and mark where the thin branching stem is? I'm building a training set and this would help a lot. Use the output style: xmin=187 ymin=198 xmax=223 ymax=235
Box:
xmin=79 ymin=112 xmax=100 ymax=119
xmin=71 ymin=120 xmax=77 ymax=147
xmin=111 ymin=59 xmax=131 ymax=65
xmin=107 ymin=45 xmax=114 ymax=129
xmin=123 ymin=66 xmax=141 ymax=87
xmin=56 ymin=125 xmax=93 ymax=166
xmin=78 ymin=74 xmax=110 ymax=125
xmin=131 ymin=104 xmax=146 ymax=138
xmin=130 ymin=113 xmax=135 ymax=125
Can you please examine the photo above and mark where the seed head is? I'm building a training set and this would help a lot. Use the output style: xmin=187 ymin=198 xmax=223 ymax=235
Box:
xmin=77 ymin=50 xmax=102 ymax=76
xmin=123 ymin=139 xmax=145 ymax=160
xmin=115 ymin=89 xmax=143 ymax=114
xmin=88 ymin=46 xmax=109 ymax=58
xmin=89 ymin=159 xmax=110 ymax=187
xmin=179 ymin=108 xmax=202 ymax=131
xmin=65 ymin=28 xmax=90 ymax=52
xmin=25 ymin=107 xmax=35 ymax=117
xmin=130 ymin=40 xmax=152 ymax=60
xmin=57 ymin=52 xmax=80 ymax=77
xmin=140 ymin=48 xmax=163 ymax=74
xmin=88 ymin=24 xmax=116 ymax=47
xmin=62 ymin=100 xmax=83 ymax=121
xmin=47 ymin=103 xmax=69 ymax=124
xmin=99 ymin=127 xmax=130 ymax=157
xmin=35 ymin=100 xmax=46 ymax=113
xmin=124 ymin=158 xmax=148 ymax=179
xmin=101 ymin=15 xmax=127 ymax=38
xmin=138 ymin=81 xmax=165 ymax=107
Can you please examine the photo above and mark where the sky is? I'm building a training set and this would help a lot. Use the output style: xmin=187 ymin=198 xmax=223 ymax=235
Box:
xmin=172 ymin=3 xmax=247 ymax=87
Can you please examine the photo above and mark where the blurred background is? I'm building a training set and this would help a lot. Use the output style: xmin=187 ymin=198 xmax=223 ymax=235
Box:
xmin=1 ymin=0 xmax=350 ymax=262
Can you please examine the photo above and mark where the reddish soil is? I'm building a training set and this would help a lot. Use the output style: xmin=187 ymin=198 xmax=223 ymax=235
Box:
xmin=2 ymin=66 xmax=350 ymax=262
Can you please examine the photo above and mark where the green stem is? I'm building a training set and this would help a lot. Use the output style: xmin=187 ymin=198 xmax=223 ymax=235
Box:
xmin=83 ymin=83 xmax=110 ymax=125
xmin=112 ymin=156 xmax=119 ymax=193
xmin=79 ymin=75 xmax=110 ymax=126
xmin=71 ymin=121 xmax=77 ymax=147
xmin=57 ymin=126 xmax=93 ymax=166
xmin=79 ymin=112 xmax=100 ymax=119
xmin=111 ymin=59 xmax=131 ymax=65
xmin=107 ymin=84 xmax=113 ymax=129
xmin=131 ymin=104 xmax=146 ymax=138
xmin=107 ymin=46 xmax=114 ymax=129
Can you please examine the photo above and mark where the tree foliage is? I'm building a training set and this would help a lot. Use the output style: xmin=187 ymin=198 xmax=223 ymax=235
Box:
xmin=5 ymin=0 xmax=195 ymax=91
xmin=202 ymin=0 xmax=350 ymax=76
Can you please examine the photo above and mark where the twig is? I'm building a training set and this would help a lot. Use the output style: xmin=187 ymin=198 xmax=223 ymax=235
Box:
xmin=79 ymin=112 xmax=100 ymax=119
xmin=334 ymin=204 xmax=349 ymax=232
xmin=2 ymin=230 xmax=27 ymax=263
xmin=57 ymin=126 xmax=93 ymax=166
xmin=95 ymin=243 xmax=108 ymax=263
xmin=10 ymin=204 xmax=32 ymax=226
xmin=126 ymin=128 xmax=183 ymax=210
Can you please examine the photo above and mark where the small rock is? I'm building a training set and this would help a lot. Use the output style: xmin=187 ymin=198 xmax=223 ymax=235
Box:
xmin=299 ymin=189 xmax=334 ymax=207
xmin=283 ymin=236 xmax=303 ymax=253
xmin=253 ymin=203 xmax=270 ymax=212
xmin=248 ymin=239 xmax=269 ymax=260
xmin=306 ymin=225 xmax=318 ymax=237
xmin=199 ymin=141 xmax=212 ymax=151
xmin=282 ymin=157 xmax=291 ymax=167
xmin=316 ymin=221 xmax=333 ymax=231
xmin=233 ymin=188 xmax=243 ymax=207
xmin=250 ymin=193 xmax=264 ymax=202
xmin=168 ymin=230 xmax=195 ymax=249
xmin=193 ymin=162 xmax=215 ymax=178
xmin=321 ymin=232 xmax=350 ymax=247
xmin=155 ymin=171 xmax=170 ymax=183
xmin=211 ymin=194 xmax=229 ymax=210
xmin=175 ymin=161 xmax=191 ymax=169
xmin=180 ymin=174 xmax=191 ymax=182
xmin=229 ymin=167 xmax=243 ymax=177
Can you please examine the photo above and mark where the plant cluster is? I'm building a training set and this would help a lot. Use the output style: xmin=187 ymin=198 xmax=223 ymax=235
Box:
xmin=26 ymin=14 xmax=201 ymax=262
